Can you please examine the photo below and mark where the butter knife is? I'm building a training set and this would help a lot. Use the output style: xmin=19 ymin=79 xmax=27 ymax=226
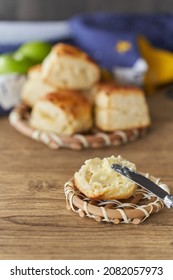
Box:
xmin=111 ymin=164 xmax=173 ymax=208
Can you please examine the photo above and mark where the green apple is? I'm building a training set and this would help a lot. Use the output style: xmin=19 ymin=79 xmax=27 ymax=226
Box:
xmin=0 ymin=53 xmax=34 ymax=74
xmin=15 ymin=41 xmax=52 ymax=63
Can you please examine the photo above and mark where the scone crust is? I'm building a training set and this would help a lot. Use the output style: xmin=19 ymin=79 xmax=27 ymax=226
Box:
xmin=52 ymin=43 xmax=98 ymax=66
xmin=94 ymin=82 xmax=145 ymax=95
xmin=28 ymin=64 xmax=42 ymax=79
xmin=41 ymin=90 xmax=92 ymax=119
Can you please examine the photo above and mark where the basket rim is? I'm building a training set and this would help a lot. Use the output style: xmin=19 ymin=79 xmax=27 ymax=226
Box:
xmin=64 ymin=173 xmax=169 ymax=224
xmin=9 ymin=103 xmax=150 ymax=150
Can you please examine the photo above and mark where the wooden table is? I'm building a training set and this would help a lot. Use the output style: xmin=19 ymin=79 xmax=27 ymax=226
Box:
xmin=0 ymin=92 xmax=173 ymax=260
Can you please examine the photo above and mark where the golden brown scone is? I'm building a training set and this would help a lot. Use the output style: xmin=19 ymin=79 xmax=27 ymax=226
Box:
xmin=74 ymin=155 xmax=137 ymax=200
xmin=30 ymin=90 xmax=93 ymax=135
xmin=94 ymin=83 xmax=151 ymax=131
xmin=41 ymin=43 xmax=101 ymax=90
xmin=21 ymin=78 xmax=56 ymax=108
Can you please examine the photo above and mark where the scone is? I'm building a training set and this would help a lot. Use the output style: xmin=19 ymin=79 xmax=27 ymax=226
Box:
xmin=74 ymin=155 xmax=137 ymax=200
xmin=21 ymin=64 xmax=56 ymax=107
xmin=30 ymin=90 xmax=93 ymax=135
xmin=21 ymin=78 xmax=56 ymax=108
xmin=41 ymin=43 xmax=101 ymax=90
xmin=94 ymin=83 xmax=151 ymax=131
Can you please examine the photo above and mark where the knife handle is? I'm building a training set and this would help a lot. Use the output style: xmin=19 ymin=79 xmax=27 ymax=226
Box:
xmin=163 ymin=195 xmax=173 ymax=208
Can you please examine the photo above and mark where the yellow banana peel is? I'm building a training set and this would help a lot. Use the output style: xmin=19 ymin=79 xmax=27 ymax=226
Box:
xmin=138 ymin=36 xmax=173 ymax=93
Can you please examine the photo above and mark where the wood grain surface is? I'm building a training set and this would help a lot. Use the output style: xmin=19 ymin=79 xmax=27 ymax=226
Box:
xmin=0 ymin=92 xmax=173 ymax=260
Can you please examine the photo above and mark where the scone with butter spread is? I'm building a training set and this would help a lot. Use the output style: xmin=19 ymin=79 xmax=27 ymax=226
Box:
xmin=41 ymin=43 xmax=101 ymax=90
xmin=94 ymin=83 xmax=151 ymax=131
xmin=30 ymin=90 xmax=93 ymax=136
xmin=74 ymin=155 xmax=137 ymax=200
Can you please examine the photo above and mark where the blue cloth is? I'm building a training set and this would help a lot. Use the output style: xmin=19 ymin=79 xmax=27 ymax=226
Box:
xmin=0 ymin=43 xmax=20 ymax=54
xmin=70 ymin=13 xmax=173 ymax=68
xmin=0 ymin=107 xmax=11 ymax=116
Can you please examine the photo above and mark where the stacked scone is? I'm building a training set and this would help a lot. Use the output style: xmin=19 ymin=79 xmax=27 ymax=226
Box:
xmin=21 ymin=43 xmax=101 ymax=135
xmin=30 ymin=91 xmax=93 ymax=136
xmin=21 ymin=43 xmax=151 ymax=136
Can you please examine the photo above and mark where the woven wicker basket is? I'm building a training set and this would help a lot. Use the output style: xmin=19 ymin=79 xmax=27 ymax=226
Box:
xmin=9 ymin=103 xmax=149 ymax=150
xmin=64 ymin=173 xmax=169 ymax=224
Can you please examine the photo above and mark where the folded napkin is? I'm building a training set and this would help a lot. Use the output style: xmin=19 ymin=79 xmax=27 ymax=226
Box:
xmin=0 ymin=74 xmax=26 ymax=116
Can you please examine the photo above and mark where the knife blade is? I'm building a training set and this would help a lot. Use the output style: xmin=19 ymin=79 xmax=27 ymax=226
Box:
xmin=111 ymin=164 xmax=173 ymax=208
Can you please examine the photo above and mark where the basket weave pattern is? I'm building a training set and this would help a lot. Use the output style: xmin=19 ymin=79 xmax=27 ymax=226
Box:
xmin=9 ymin=103 xmax=149 ymax=150
xmin=64 ymin=174 xmax=168 ymax=224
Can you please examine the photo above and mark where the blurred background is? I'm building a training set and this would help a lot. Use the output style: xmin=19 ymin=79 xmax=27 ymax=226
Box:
xmin=2 ymin=0 xmax=173 ymax=115
xmin=0 ymin=0 xmax=173 ymax=20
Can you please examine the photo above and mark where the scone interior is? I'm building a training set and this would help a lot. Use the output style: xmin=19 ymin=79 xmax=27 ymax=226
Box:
xmin=30 ymin=91 xmax=93 ymax=136
xmin=74 ymin=155 xmax=137 ymax=200
xmin=94 ymin=83 xmax=151 ymax=131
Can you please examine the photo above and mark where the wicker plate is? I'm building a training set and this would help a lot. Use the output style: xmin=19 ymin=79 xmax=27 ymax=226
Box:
xmin=64 ymin=173 xmax=169 ymax=224
xmin=9 ymin=103 xmax=149 ymax=150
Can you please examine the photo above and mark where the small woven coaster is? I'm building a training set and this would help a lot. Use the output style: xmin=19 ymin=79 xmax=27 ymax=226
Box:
xmin=64 ymin=174 xmax=169 ymax=224
xmin=9 ymin=103 xmax=149 ymax=150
